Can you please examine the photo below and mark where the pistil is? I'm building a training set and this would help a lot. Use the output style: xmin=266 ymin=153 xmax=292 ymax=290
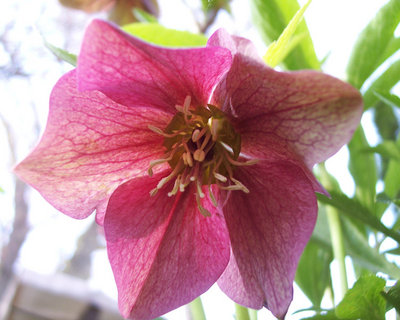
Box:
xmin=148 ymin=96 xmax=256 ymax=216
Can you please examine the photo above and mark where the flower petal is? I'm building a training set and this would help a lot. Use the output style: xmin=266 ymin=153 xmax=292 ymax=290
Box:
xmin=14 ymin=70 xmax=169 ymax=221
xmin=207 ymin=28 xmax=262 ymax=63
xmin=217 ymin=160 xmax=317 ymax=318
xmin=78 ymin=20 xmax=232 ymax=110
xmin=104 ymin=173 xmax=230 ymax=320
xmin=210 ymin=31 xmax=362 ymax=167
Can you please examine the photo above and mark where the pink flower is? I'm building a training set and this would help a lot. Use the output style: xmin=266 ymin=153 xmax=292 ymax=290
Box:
xmin=15 ymin=20 xmax=362 ymax=320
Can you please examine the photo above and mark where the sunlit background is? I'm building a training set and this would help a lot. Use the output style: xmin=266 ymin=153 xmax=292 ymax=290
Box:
xmin=0 ymin=0 xmax=395 ymax=319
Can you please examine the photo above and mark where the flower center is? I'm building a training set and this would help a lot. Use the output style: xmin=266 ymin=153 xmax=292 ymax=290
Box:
xmin=148 ymin=96 xmax=256 ymax=216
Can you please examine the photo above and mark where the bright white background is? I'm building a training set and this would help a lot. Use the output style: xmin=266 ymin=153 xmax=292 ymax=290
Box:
xmin=0 ymin=0 xmax=392 ymax=319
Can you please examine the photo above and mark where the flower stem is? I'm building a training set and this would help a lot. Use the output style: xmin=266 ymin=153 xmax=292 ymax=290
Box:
xmin=235 ymin=304 xmax=250 ymax=320
xmin=249 ymin=308 xmax=258 ymax=320
xmin=319 ymin=163 xmax=348 ymax=302
xmin=189 ymin=297 xmax=206 ymax=320
xmin=326 ymin=205 xmax=348 ymax=300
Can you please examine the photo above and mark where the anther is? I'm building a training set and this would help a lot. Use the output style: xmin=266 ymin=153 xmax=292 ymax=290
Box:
xmin=210 ymin=118 xmax=221 ymax=141
xmin=213 ymin=172 xmax=227 ymax=182
xmin=193 ymin=149 xmax=205 ymax=162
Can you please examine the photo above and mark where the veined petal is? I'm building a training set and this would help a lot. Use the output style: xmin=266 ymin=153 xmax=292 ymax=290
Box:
xmin=207 ymin=28 xmax=262 ymax=63
xmin=14 ymin=70 xmax=169 ymax=221
xmin=104 ymin=173 xmax=230 ymax=320
xmin=78 ymin=19 xmax=232 ymax=110
xmin=218 ymin=160 xmax=317 ymax=318
xmin=210 ymin=30 xmax=362 ymax=167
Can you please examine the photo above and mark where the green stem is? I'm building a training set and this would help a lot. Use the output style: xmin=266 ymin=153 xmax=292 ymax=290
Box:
xmin=319 ymin=163 xmax=348 ymax=302
xmin=235 ymin=304 xmax=250 ymax=320
xmin=189 ymin=297 xmax=206 ymax=320
xmin=326 ymin=205 xmax=348 ymax=300
xmin=249 ymin=308 xmax=258 ymax=320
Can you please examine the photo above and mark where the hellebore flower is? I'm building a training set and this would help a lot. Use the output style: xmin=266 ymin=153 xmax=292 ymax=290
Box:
xmin=58 ymin=0 xmax=159 ymax=25
xmin=15 ymin=20 xmax=363 ymax=320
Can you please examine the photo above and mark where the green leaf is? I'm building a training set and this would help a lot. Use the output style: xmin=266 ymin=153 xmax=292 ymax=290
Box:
xmin=376 ymin=193 xmax=400 ymax=207
xmin=264 ymin=0 xmax=312 ymax=67
xmin=373 ymin=102 xmax=399 ymax=143
xmin=363 ymin=59 xmax=400 ymax=110
xmin=380 ymin=134 xmax=400 ymax=215
xmin=374 ymin=91 xmax=400 ymax=109
xmin=341 ymin=218 xmax=400 ymax=279
xmin=122 ymin=23 xmax=207 ymax=47
xmin=363 ymin=140 xmax=400 ymax=161
xmin=201 ymin=0 xmax=231 ymax=12
xmin=317 ymin=192 xmax=400 ymax=244
xmin=348 ymin=126 xmax=378 ymax=211
xmin=250 ymin=0 xmax=320 ymax=70
xmin=382 ymin=281 xmax=400 ymax=313
xmin=133 ymin=8 xmax=158 ymax=23
xmin=346 ymin=0 xmax=400 ymax=88
xmin=380 ymin=36 xmax=400 ymax=65
xmin=384 ymin=247 xmax=400 ymax=255
xmin=295 ymin=239 xmax=332 ymax=308
xmin=44 ymin=41 xmax=77 ymax=66
xmin=335 ymin=274 xmax=386 ymax=320
xmin=302 ymin=310 xmax=339 ymax=320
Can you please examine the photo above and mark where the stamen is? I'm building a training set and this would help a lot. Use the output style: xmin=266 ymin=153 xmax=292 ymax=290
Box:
xmin=200 ymin=131 xmax=212 ymax=151
xmin=231 ymin=177 xmax=250 ymax=193
xmin=150 ymin=160 xmax=183 ymax=195
xmin=208 ymin=184 xmax=218 ymax=207
xmin=192 ymin=126 xmax=207 ymax=143
xmin=193 ymin=149 xmax=206 ymax=162
xmin=183 ymin=96 xmax=191 ymax=113
xmin=148 ymin=148 xmax=178 ymax=176
xmin=222 ymin=148 xmax=259 ymax=166
xmin=196 ymin=180 xmax=205 ymax=198
xmin=168 ymin=175 xmax=181 ymax=197
xmin=213 ymin=172 xmax=227 ymax=182
xmin=148 ymin=96 xmax=255 ymax=216
xmin=190 ymin=162 xmax=200 ymax=181
xmin=210 ymin=118 xmax=220 ymax=141
xmin=185 ymin=152 xmax=193 ymax=167
xmin=148 ymin=125 xmax=182 ymax=138
xmin=196 ymin=193 xmax=211 ymax=217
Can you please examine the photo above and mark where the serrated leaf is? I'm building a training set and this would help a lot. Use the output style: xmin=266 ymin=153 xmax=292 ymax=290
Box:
xmin=123 ymin=23 xmax=207 ymax=47
xmin=335 ymin=274 xmax=386 ymax=320
xmin=295 ymin=239 xmax=332 ymax=308
xmin=346 ymin=0 xmax=400 ymax=88
xmin=250 ymin=0 xmax=320 ymax=70
xmin=44 ymin=41 xmax=77 ymax=66
xmin=382 ymin=281 xmax=400 ymax=313
xmin=363 ymin=59 xmax=400 ymax=110
xmin=317 ymin=192 xmax=400 ymax=244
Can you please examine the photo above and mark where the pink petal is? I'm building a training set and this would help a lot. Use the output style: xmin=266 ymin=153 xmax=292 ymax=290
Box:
xmin=104 ymin=173 xmax=230 ymax=320
xmin=207 ymin=28 xmax=262 ymax=63
xmin=217 ymin=160 xmax=317 ymax=318
xmin=78 ymin=20 xmax=232 ymax=110
xmin=14 ymin=70 xmax=170 ymax=221
xmin=210 ymin=30 xmax=363 ymax=168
